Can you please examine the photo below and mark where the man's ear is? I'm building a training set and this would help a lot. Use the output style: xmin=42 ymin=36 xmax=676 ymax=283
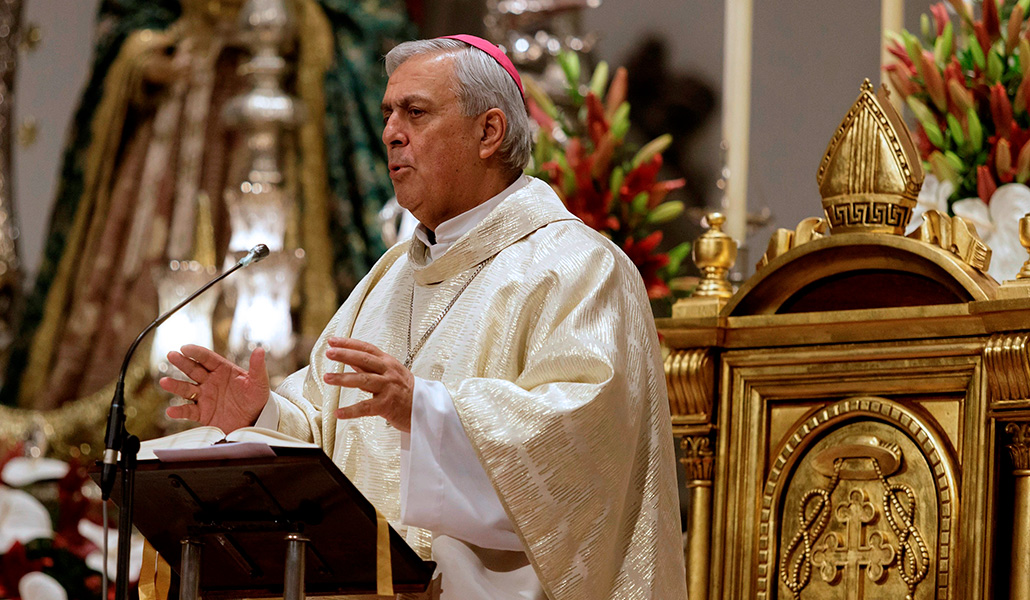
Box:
xmin=479 ymin=108 xmax=507 ymax=160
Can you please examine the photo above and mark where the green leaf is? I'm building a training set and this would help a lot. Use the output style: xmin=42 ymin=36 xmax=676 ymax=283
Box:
xmin=946 ymin=113 xmax=965 ymax=147
xmin=970 ymin=39 xmax=986 ymax=70
xmin=921 ymin=14 xmax=932 ymax=42
xmin=558 ymin=50 xmax=581 ymax=88
xmin=588 ymin=61 xmax=609 ymax=98
xmin=631 ymin=191 xmax=649 ymax=214
xmin=905 ymin=97 xmax=935 ymax=124
xmin=935 ymin=22 xmax=953 ymax=64
xmin=609 ymin=166 xmax=625 ymax=199
xmin=525 ymin=80 xmax=559 ymax=120
xmin=531 ymin=135 xmax=549 ymax=174
xmin=663 ymin=241 xmax=691 ymax=275
xmin=562 ymin=169 xmax=576 ymax=197
xmin=944 ymin=150 xmax=964 ymax=173
xmin=646 ymin=200 xmax=685 ymax=225
xmin=631 ymin=134 xmax=673 ymax=168
xmin=929 ymin=151 xmax=958 ymax=184
xmin=610 ymin=102 xmax=631 ymax=140
xmin=1021 ymin=0 xmax=1030 ymax=15
xmin=988 ymin=49 xmax=1004 ymax=82
xmin=903 ymin=31 xmax=923 ymax=66
xmin=967 ymin=107 xmax=984 ymax=150
xmin=923 ymin=120 xmax=945 ymax=149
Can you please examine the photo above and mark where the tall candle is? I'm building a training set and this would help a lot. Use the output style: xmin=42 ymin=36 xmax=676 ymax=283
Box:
xmin=721 ymin=0 xmax=752 ymax=245
xmin=881 ymin=0 xmax=904 ymax=111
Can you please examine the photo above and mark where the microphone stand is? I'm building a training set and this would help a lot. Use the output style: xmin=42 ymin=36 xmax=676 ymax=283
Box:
xmin=100 ymin=244 xmax=269 ymax=599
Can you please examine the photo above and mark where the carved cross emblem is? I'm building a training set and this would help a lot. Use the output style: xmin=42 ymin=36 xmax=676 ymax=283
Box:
xmin=811 ymin=488 xmax=896 ymax=600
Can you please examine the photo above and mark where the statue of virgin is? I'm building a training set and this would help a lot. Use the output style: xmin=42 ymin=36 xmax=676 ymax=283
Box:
xmin=3 ymin=0 xmax=411 ymax=409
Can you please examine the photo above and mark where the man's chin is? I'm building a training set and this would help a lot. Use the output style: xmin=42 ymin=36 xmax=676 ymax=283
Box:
xmin=394 ymin=193 xmax=418 ymax=214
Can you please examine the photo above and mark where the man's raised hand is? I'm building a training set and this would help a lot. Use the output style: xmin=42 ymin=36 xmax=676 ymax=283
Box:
xmin=324 ymin=337 xmax=414 ymax=432
xmin=160 ymin=345 xmax=270 ymax=433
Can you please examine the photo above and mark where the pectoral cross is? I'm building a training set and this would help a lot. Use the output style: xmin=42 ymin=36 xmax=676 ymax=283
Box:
xmin=811 ymin=488 xmax=896 ymax=600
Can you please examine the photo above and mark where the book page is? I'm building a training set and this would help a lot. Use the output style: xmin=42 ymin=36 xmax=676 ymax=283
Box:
xmin=138 ymin=426 xmax=227 ymax=460
xmin=153 ymin=442 xmax=277 ymax=462
xmin=226 ymin=427 xmax=318 ymax=449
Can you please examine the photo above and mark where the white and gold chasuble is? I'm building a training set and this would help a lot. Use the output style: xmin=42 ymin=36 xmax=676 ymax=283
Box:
xmin=272 ymin=178 xmax=687 ymax=599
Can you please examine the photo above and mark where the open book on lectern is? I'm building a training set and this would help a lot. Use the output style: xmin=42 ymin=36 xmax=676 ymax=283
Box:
xmin=101 ymin=430 xmax=436 ymax=597
xmin=137 ymin=425 xmax=318 ymax=461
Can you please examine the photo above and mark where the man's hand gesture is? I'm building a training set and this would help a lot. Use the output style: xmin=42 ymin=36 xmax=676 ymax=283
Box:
xmin=325 ymin=337 xmax=414 ymax=432
xmin=160 ymin=345 xmax=270 ymax=433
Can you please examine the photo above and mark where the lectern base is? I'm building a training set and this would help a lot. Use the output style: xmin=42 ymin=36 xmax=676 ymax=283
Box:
xmin=179 ymin=533 xmax=308 ymax=600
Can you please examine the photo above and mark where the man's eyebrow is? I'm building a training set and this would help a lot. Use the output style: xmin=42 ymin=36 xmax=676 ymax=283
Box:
xmin=381 ymin=94 xmax=435 ymax=113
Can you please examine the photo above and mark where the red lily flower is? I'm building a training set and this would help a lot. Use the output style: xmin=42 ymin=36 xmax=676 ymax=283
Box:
xmin=563 ymin=137 xmax=615 ymax=231
xmin=988 ymin=123 xmax=1030 ymax=184
xmin=885 ymin=65 xmax=919 ymax=101
xmin=973 ymin=22 xmax=991 ymax=59
xmin=914 ymin=125 xmax=935 ymax=159
xmin=887 ymin=41 xmax=914 ymax=70
xmin=539 ymin=160 xmax=563 ymax=184
xmin=585 ymin=92 xmax=609 ymax=147
xmin=623 ymin=232 xmax=671 ymax=299
xmin=982 ymin=0 xmax=1000 ymax=40
xmin=648 ymin=178 xmax=687 ymax=209
xmin=527 ymin=98 xmax=554 ymax=132
xmin=930 ymin=3 xmax=949 ymax=37
xmin=921 ymin=51 xmax=947 ymax=111
xmin=620 ymin=155 xmax=664 ymax=202
xmin=990 ymin=83 xmax=1013 ymax=140
xmin=943 ymin=57 xmax=963 ymax=88
xmin=977 ymin=164 xmax=998 ymax=203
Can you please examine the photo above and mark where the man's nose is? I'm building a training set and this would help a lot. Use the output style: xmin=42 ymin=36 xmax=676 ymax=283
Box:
xmin=382 ymin=114 xmax=406 ymax=146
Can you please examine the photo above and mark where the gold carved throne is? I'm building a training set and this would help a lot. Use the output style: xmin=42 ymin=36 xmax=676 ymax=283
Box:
xmin=659 ymin=80 xmax=1030 ymax=600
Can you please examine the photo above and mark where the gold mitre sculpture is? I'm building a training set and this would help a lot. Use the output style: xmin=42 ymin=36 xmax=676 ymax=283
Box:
xmin=817 ymin=79 xmax=924 ymax=235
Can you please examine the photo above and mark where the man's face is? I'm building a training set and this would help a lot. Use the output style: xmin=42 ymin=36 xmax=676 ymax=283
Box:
xmin=381 ymin=52 xmax=481 ymax=229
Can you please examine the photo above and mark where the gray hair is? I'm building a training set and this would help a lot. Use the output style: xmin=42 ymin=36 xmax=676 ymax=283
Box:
xmin=385 ymin=39 xmax=531 ymax=173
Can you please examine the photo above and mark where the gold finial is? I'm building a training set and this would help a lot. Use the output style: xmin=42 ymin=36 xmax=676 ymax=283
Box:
xmin=817 ymin=81 xmax=924 ymax=235
xmin=1018 ymin=213 xmax=1030 ymax=279
xmin=692 ymin=212 xmax=737 ymax=299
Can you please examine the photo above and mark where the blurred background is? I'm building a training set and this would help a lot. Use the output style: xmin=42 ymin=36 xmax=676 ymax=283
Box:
xmin=13 ymin=0 xmax=928 ymax=286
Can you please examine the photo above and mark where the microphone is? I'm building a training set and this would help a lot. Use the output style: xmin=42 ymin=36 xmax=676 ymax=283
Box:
xmin=99 ymin=243 xmax=270 ymax=500
xmin=238 ymin=243 xmax=270 ymax=267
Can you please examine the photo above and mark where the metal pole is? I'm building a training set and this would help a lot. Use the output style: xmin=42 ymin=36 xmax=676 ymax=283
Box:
xmin=1008 ymin=423 xmax=1030 ymax=600
xmin=179 ymin=538 xmax=202 ymax=600
xmin=115 ymin=435 xmax=139 ymax=600
xmin=284 ymin=533 xmax=309 ymax=600
xmin=686 ymin=481 xmax=713 ymax=600
xmin=1014 ymin=473 xmax=1030 ymax=599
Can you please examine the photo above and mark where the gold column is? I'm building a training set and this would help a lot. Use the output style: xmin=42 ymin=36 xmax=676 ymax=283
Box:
xmin=681 ymin=434 xmax=715 ymax=599
xmin=1007 ymin=422 xmax=1030 ymax=599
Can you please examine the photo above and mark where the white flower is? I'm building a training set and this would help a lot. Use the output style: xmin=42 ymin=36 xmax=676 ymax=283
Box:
xmin=951 ymin=183 xmax=1030 ymax=281
xmin=1 ymin=457 xmax=70 ymax=487
xmin=77 ymin=519 xmax=144 ymax=582
xmin=0 ymin=485 xmax=53 ymax=553
xmin=907 ymin=174 xmax=955 ymax=235
xmin=18 ymin=572 xmax=68 ymax=600
xmin=908 ymin=175 xmax=1030 ymax=281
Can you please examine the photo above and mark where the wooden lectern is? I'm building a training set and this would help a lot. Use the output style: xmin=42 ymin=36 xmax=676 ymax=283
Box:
xmin=96 ymin=448 xmax=435 ymax=599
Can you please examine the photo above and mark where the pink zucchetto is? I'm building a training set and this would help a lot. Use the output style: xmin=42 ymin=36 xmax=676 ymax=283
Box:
xmin=438 ymin=34 xmax=525 ymax=102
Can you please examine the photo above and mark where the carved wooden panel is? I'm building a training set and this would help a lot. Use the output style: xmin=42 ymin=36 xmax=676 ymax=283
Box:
xmin=766 ymin=398 xmax=953 ymax=600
